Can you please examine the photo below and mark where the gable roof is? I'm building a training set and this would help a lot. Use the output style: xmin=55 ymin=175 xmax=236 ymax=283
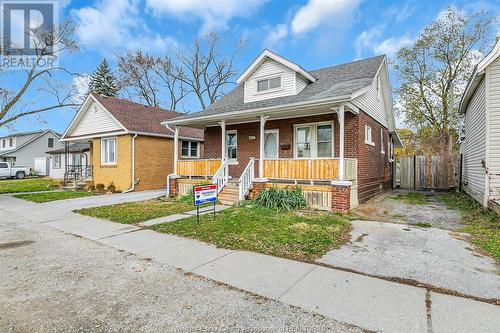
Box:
xmin=0 ymin=129 xmax=60 ymax=140
xmin=460 ymin=38 xmax=500 ymax=114
xmin=168 ymin=55 xmax=385 ymax=123
xmin=237 ymin=49 xmax=316 ymax=84
xmin=0 ymin=129 xmax=61 ymax=156
xmin=62 ymin=94 xmax=203 ymax=140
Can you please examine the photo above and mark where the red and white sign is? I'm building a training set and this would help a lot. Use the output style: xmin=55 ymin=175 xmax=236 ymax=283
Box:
xmin=193 ymin=184 xmax=217 ymax=205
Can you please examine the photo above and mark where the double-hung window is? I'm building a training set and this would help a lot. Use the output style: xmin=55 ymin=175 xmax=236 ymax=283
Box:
xmin=101 ymin=138 xmax=116 ymax=165
xmin=295 ymin=123 xmax=333 ymax=158
xmin=181 ymin=141 xmax=199 ymax=158
xmin=365 ymin=125 xmax=374 ymax=146
xmin=380 ymin=129 xmax=385 ymax=154
xmin=53 ymin=155 xmax=61 ymax=169
xmin=226 ymin=131 xmax=237 ymax=160
xmin=48 ymin=138 xmax=54 ymax=148
xmin=257 ymin=76 xmax=281 ymax=92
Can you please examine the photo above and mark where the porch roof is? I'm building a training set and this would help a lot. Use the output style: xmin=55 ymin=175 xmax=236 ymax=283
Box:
xmin=165 ymin=55 xmax=384 ymax=128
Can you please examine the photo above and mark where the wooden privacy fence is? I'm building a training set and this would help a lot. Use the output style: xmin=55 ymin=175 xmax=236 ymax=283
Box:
xmin=177 ymin=159 xmax=222 ymax=177
xmin=394 ymin=155 xmax=460 ymax=190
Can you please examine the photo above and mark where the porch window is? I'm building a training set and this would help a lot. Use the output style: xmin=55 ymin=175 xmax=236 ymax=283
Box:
xmin=295 ymin=123 xmax=333 ymax=158
xmin=264 ymin=130 xmax=279 ymax=159
xmin=226 ymin=131 xmax=237 ymax=160
xmin=365 ymin=125 xmax=374 ymax=146
xmin=53 ymin=155 xmax=61 ymax=169
xmin=257 ymin=76 xmax=281 ymax=92
xmin=101 ymin=138 xmax=116 ymax=165
xmin=181 ymin=141 xmax=199 ymax=158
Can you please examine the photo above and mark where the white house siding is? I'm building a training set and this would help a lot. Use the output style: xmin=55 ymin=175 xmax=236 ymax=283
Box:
xmin=49 ymin=152 xmax=90 ymax=179
xmin=71 ymin=100 xmax=122 ymax=137
xmin=295 ymin=73 xmax=309 ymax=94
xmin=487 ymin=57 xmax=500 ymax=201
xmin=351 ymin=80 xmax=389 ymax=128
xmin=463 ymin=79 xmax=487 ymax=205
xmin=243 ymin=58 xmax=298 ymax=103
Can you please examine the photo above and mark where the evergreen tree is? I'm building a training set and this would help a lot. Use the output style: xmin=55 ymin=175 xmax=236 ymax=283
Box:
xmin=88 ymin=59 xmax=118 ymax=97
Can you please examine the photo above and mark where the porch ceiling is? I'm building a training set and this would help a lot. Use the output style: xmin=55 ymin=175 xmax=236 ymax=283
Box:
xmin=174 ymin=103 xmax=356 ymax=129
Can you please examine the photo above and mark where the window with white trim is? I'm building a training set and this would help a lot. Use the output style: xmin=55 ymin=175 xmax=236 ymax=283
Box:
xmin=257 ymin=76 xmax=281 ymax=92
xmin=181 ymin=141 xmax=199 ymax=158
xmin=365 ymin=125 xmax=374 ymax=145
xmin=226 ymin=131 xmax=237 ymax=160
xmin=101 ymin=138 xmax=116 ymax=164
xmin=9 ymin=138 xmax=13 ymax=147
xmin=48 ymin=137 xmax=54 ymax=148
xmin=294 ymin=122 xmax=334 ymax=158
xmin=380 ymin=129 xmax=385 ymax=154
xmin=53 ymin=155 xmax=61 ymax=169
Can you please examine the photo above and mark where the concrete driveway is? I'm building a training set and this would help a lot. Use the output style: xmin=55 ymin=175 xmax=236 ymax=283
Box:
xmin=318 ymin=192 xmax=500 ymax=301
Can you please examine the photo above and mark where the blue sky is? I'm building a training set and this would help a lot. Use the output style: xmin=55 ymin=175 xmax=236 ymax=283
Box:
xmin=2 ymin=0 xmax=499 ymax=136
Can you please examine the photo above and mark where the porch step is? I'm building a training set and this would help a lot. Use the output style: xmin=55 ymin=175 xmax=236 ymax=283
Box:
xmin=218 ymin=186 xmax=239 ymax=206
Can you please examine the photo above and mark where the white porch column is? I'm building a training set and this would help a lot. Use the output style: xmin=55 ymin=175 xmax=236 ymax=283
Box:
xmin=258 ymin=115 xmax=269 ymax=179
xmin=336 ymin=105 xmax=345 ymax=181
xmin=173 ymin=126 xmax=179 ymax=175
xmin=219 ymin=120 xmax=226 ymax=160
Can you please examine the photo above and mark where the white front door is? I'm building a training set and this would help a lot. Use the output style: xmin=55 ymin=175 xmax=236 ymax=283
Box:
xmin=264 ymin=129 xmax=279 ymax=159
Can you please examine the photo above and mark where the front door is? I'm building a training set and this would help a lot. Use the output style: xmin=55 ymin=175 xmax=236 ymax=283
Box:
xmin=264 ymin=130 xmax=279 ymax=159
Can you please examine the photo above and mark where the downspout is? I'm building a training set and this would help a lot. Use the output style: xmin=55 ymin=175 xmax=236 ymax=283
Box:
xmin=123 ymin=134 xmax=138 ymax=193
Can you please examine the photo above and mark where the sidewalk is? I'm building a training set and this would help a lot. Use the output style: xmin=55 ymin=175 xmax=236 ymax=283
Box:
xmin=2 ymin=195 xmax=499 ymax=333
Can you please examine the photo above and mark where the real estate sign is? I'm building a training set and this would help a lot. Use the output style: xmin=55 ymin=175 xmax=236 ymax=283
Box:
xmin=193 ymin=184 xmax=217 ymax=206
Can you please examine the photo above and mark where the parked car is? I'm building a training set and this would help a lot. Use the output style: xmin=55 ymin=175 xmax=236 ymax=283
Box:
xmin=0 ymin=162 xmax=31 ymax=179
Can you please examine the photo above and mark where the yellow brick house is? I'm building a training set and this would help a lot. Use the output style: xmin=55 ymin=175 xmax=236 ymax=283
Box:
xmin=61 ymin=93 xmax=203 ymax=192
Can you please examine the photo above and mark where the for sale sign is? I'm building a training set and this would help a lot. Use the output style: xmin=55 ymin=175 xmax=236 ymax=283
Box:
xmin=193 ymin=184 xmax=217 ymax=206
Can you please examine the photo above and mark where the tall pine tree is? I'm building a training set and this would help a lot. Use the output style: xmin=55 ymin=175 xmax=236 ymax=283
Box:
xmin=89 ymin=59 xmax=118 ymax=97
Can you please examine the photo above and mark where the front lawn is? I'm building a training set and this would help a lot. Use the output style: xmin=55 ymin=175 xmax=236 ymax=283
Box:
xmin=0 ymin=178 xmax=60 ymax=194
xmin=151 ymin=203 xmax=351 ymax=261
xmin=75 ymin=195 xmax=196 ymax=224
xmin=14 ymin=191 xmax=100 ymax=203
xmin=440 ymin=192 xmax=500 ymax=260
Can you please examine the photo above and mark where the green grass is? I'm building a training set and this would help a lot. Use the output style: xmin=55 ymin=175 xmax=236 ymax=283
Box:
xmin=440 ymin=192 xmax=500 ymax=260
xmin=415 ymin=221 xmax=432 ymax=228
xmin=75 ymin=194 xmax=198 ymax=224
xmin=390 ymin=193 xmax=431 ymax=205
xmin=0 ymin=178 xmax=60 ymax=194
xmin=151 ymin=203 xmax=351 ymax=261
xmin=14 ymin=191 xmax=100 ymax=203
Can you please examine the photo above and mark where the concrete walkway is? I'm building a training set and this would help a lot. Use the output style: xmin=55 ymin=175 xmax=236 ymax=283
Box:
xmin=1 ymin=195 xmax=499 ymax=333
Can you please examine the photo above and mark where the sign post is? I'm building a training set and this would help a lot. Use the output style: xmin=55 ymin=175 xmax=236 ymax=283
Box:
xmin=193 ymin=184 xmax=218 ymax=223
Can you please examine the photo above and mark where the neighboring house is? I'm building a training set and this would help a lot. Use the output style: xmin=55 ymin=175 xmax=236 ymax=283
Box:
xmin=46 ymin=143 xmax=90 ymax=180
xmin=0 ymin=129 xmax=63 ymax=175
xmin=459 ymin=38 xmax=500 ymax=207
xmin=165 ymin=49 xmax=402 ymax=211
xmin=61 ymin=93 xmax=204 ymax=192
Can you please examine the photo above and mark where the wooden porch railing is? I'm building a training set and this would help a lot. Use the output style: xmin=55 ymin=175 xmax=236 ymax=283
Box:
xmin=262 ymin=158 xmax=358 ymax=181
xmin=177 ymin=159 xmax=222 ymax=177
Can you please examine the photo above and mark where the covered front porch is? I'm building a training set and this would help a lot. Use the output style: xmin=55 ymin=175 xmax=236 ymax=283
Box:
xmin=167 ymin=103 xmax=359 ymax=211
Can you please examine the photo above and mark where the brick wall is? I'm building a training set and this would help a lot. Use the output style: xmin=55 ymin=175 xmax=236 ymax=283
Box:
xmin=135 ymin=135 xmax=173 ymax=191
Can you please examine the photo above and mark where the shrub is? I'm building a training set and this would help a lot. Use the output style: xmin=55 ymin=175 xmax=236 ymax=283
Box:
xmin=95 ymin=183 xmax=105 ymax=191
xmin=88 ymin=184 xmax=96 ymax=191
xmin=107 ymin=182 xmax=116 ymax=192
xmin=254 ymin=187 xmax=306 ymax=211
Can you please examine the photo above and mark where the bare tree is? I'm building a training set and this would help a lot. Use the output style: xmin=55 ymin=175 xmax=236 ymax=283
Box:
xmin=0 ymin=19 xmax=80 ymax=128
xmin=152 ymin=56 xmax=188 ymax=111
xmin=393 ymin=7 xmax=495 ymax=153
xmin=175 ymin=32 xmax=240 ymax=109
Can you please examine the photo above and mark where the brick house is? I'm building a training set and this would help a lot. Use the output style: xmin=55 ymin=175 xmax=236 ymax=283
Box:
xmin=61 ymin=93 xmax=203 ymax=192
xmin=165 ymin=50 xmax=402 ymax=211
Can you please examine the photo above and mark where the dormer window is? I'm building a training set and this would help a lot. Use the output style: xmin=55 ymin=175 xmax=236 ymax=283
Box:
xmin=257 ymin=76 xmax=281 ymax=92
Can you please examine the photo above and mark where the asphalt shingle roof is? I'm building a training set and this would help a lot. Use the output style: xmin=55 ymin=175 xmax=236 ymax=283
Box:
xmin=91 ymin=93 xmax=203 ymax=140
xmin=171 ymin=55 xmax=385 ymax=121
xmin=46 ymin=143 xmax=90 ymax=154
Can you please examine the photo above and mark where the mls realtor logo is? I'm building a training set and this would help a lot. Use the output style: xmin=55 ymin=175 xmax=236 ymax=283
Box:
xmin=1 ymin=0 xmax=59 ymax=70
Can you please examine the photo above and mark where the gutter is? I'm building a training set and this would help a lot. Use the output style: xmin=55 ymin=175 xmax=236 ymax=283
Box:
xmin=123 ymin=133 xmax=138 ymax=193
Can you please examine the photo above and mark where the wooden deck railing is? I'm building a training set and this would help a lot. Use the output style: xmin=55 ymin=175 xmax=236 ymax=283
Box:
xmin=262 ymin=158 xmax=358 ymax=181
xmin=177 ymin=159 xmax=222 ymax=177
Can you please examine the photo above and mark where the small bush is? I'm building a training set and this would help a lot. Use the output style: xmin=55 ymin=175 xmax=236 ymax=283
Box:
xmin=254 ymin=187 xmax=306 ymax=211
xmin=88 ymin=184 xmax=96 ymax=191
xmin=107 ymin=182 xmax=116 ymax=192
xmin=96 ymin=183 xmax=105 ymax=191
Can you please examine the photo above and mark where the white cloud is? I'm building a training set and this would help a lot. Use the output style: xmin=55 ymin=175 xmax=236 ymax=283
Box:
xmin=355 ymin=25 xmax=413 ymax=59
xmin=72 ymin=0 xmax=177 ymax=54
xmin=72 ymin=74 xmax=90 ymax=103
xmin=145 ymin=0 xmax=267 ymax=34
xmin=383 ymin=1 xmax=415 ymax=23
xmin=291 ymin=0 xmax=361 ymax=34
xmin=263 ymin=24 xmax=288 ymax=48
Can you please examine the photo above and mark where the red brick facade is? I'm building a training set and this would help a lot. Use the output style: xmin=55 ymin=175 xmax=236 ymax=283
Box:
xmin=331 ymin=184 xmax=351 ymax=213
xmin=203 ymin=110 xmax=392 ymax=206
